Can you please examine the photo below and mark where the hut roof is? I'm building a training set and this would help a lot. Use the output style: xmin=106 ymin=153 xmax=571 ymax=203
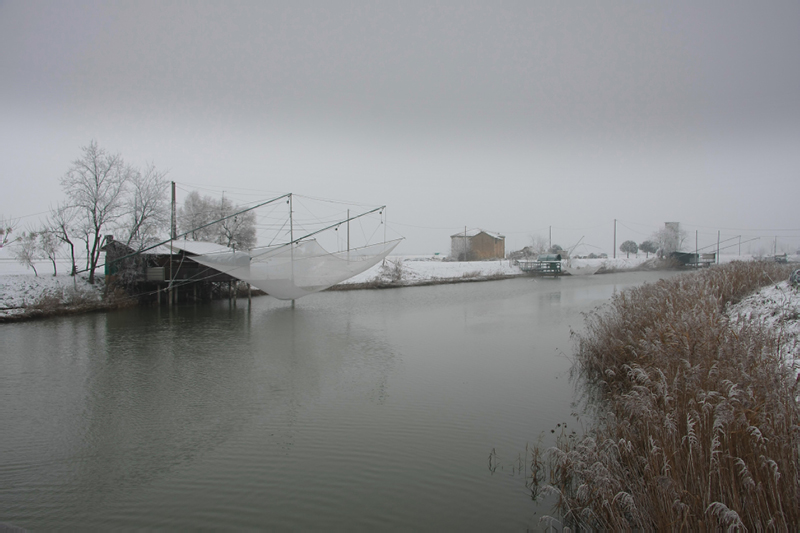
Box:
xmin=449 ymin=229 xmax=504 ymax=240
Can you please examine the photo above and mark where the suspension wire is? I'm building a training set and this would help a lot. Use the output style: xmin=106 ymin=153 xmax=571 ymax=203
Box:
xmin=696 ymin=235 xmax=742 ymax=252
xmin=248 ymin=205 xmax=391 ymax=258
xmin=97 ymin=193 xmax=291 ymax=272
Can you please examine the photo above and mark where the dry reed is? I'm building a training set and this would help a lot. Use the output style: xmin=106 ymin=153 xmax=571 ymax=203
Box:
xmin=534 ymin=261 xmax=799 ymax=530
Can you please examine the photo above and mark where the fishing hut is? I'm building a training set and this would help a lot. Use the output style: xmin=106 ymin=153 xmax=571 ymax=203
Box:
xmin=518 ymin=253 xmax=562 ymax=277
xmin=101 ymin=237 xmax=240 ymax=304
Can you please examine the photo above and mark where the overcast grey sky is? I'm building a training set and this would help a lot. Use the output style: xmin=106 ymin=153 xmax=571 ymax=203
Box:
xmin=2 ymin=0 xmax=799 ymax=255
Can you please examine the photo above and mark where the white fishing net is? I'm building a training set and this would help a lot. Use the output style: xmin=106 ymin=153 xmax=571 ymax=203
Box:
xmin=188 ymin=238 xmax=401 ymax=300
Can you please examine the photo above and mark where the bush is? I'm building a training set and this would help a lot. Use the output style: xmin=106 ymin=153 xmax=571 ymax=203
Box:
xmin=533 ymin=261 xmax=799 ymax=530
xmin=379 ymin=259 xmax=405 ymax=283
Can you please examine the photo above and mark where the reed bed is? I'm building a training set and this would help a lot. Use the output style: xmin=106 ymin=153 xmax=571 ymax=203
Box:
xmin=536 ymin=261 xmax=799 ymax=530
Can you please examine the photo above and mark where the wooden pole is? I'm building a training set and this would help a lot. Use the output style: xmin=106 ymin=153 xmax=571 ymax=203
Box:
xmin=612 ymin=219 xmax=616 ymax=259
xmin=290 ymin=194 xmax=295 ymax=305
xmin=464 ymin=226 xmax=468 ymax=261
xmin=169 ymin=181 xmax=175 ymax=307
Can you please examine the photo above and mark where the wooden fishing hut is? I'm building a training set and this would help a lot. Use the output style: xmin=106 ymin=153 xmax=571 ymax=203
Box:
xmin=669 ymin=252 xmax=716 ymax=268
xmin=101 ymin=237 xmax=241 ymax=304
xmin=518 ymin=253 xmax=562 ymax=277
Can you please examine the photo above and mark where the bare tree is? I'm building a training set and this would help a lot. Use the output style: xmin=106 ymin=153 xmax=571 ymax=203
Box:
xmin=14 ymin=231 xmax=40 ymax=276
xmin=60 ymin=141 xmax=130 ymax=283
xmin=528 ymin=234 xmax=549 ymax=255
xmin=178 ymin=191 xmax=257 ymax=249
xmin=39 ymin=229 xmax=61 ymax=276
xmin=123 ymin=162 xmax=169 ymax=249
xmin=177 ymin=191 xmax=218 ymax=241
xmin=47 ymin=203 xmax=79 ymax=276
xmin=1 ymin=215 xmax=18 ymax=248
xmin=217 ymin=197 xmax=257 ymax=250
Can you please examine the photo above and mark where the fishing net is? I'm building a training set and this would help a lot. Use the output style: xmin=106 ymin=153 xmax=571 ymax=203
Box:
xmin=188 ymin=238 xmax=401 ymax=300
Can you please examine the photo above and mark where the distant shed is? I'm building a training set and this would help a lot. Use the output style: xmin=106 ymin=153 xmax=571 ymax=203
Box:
xmin=450 ymin=229 xmax=505 ymax=261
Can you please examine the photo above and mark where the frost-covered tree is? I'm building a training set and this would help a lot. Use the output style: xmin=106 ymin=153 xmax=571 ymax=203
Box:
xmin=123 ymin=162 xmax=169 ymax=250
xmin=217 ymin=197 xmax=257 ymax=250
xmin=1 ymin=215 xmax=17 ymax=248
xmin=652 ymin=223 xmax=686 ymax=256
xmin=177 ymin=191 xmax=218 ymax=241
xmin=14 ymin=231 xmax=40 ymax=276
xmin=178 ymin=191 xmax=257 ymax=249
xmin=619 ymin=240 xmax=638 ymax=258
xmin=528 ymin=234 xmax=549 ymax=255
xmin=639 ymin=240 xmax=658 ymax=258
xmin=60 ymin=141 xmax=131 ymax=283
xmin=39 ymin=229 xmax=61 ymax=276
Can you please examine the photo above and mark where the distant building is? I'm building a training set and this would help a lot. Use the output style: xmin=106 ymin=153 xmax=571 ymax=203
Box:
xmin=450 ymin=229 xmax=505 ymax=261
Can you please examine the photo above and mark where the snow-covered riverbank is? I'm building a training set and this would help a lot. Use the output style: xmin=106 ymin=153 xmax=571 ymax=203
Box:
xmin=728 ymin=279 xmax=800 ymax=372
xmin=3 ymin=246 xmax=798 ymax=327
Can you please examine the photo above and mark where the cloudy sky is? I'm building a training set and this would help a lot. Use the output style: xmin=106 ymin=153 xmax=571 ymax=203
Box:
xmin=2 ymin=0 xmax=799 ymax=255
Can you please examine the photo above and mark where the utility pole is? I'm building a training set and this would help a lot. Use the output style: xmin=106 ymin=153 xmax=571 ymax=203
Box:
xmin=382 ymin=207 xmax=386 ymax=266
xmin=695 ymin=230 xmax=698 ymax=268
xmin=288 ymin=194 xmax=295 ymax=307
xmin=613 ymin=219 xmax=616 ymax=259
xmin=171 ymin=181 xmax=177 ymax=240
xmin=738 ymin=235 xmax=741 ymax=256
xmin=717 ymin=230 xmax=720 ymax=264
xmin=549 ymin=226 xmax=552 ymax=252
xmin=169 ymin=181 xmax=176 ymax=306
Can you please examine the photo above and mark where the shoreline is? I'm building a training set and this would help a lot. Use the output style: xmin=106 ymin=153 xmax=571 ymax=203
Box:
xmin=529 ymin=261 xmax=800 ymax=529
xmin=3 ymin=256 xmax=796 ymax=322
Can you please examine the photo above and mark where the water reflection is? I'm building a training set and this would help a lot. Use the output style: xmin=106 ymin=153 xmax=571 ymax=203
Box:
xmin=0 ymin=270 xmax=677 ymax=530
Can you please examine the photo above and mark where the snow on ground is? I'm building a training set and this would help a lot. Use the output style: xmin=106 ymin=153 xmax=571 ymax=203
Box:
xmin=340 ymin=255 xmax=520 ymax=285
xmin=568 ymin=255 xmax=653 ymax=274
xmin=0 ymin=247 xmax=102 ymax=317
xmin=0 ymin=273 xmax=101 ymax=316
xmin=3 ymin=239 xmax=799 ymax=340
xmin=728 ymin=278 xmax=800 ymax=372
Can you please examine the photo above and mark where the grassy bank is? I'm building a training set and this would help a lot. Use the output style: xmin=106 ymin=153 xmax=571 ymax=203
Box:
xmin=534 ymin=261 xmax=799 ymax=530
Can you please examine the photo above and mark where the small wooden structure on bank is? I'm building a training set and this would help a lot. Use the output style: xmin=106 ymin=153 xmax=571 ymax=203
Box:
xmin=101 ymin=237 xmax=242 ymax=304
xmin=670 ymin=251 xmax=716 ymax=268
xmin=518 ymin=253 xmax=562 ymax=277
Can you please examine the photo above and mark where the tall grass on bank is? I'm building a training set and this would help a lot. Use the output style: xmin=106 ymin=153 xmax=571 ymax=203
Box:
xmin=536 ymin=261 xmax=799 ymax=530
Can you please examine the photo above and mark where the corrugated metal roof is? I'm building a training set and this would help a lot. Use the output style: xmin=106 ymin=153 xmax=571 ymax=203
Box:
xmin=169 ymin=239 xmax=232 ymax=255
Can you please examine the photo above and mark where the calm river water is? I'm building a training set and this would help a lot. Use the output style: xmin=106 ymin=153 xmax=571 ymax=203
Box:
xmin=1 ymin=271 xmax=675 ymax=531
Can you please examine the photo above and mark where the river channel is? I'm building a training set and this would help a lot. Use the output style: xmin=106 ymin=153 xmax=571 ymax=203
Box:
xmin=1 ymin=271 xmax=677 ymax=530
